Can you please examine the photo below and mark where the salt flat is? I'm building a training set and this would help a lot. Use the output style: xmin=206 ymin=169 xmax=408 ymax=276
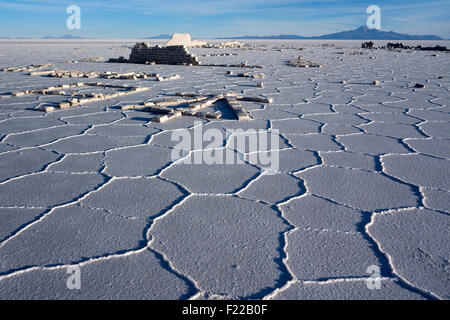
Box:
xmin=0 ymin=39 xmax=448 ymax=300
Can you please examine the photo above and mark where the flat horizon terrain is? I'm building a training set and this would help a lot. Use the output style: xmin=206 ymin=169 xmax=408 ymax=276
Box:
xmin=0 ymin=40 xmax=448 ymax=300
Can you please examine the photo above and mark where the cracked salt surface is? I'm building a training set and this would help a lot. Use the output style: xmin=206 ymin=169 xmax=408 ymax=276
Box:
xmin=0 ymin=40 xmax=448 ymax=300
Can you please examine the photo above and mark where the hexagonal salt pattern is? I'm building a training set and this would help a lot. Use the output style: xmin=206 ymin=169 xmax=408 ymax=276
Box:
xmin=0 ymin=40 xmax=448 ymax=300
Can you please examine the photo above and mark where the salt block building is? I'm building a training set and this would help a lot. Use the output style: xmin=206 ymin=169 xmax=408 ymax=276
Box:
xmin=108 ymin=33 xmax=206 ymax=65
xmin=127 ymin=42 xmax=200 ymax=65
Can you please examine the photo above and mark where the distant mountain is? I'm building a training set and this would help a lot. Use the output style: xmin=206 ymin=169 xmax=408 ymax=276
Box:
xmin=2 ymin=26 xmax=445 ymax=40
xmin=142 ymin=34 xmax=171 ymax=39
xmin=315 ymin=26 xmax=443 ymax=40
xmin=219 ymin=34 xmax=307 ymax=40
xmin=219 ymin=26 xmax=444 ymax=40
xmin=41 ymin=35 xmax=87 ymax=39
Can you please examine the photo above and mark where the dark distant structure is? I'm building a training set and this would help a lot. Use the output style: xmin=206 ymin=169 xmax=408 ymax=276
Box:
xmin=361 ymin=41 xmax=375 ymax=49
xmin=362 ymin=41 xmax=449 ymax=52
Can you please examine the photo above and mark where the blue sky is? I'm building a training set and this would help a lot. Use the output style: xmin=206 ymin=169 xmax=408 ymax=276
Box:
xmin=0 ymin=0 xmax=449 ymax=38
